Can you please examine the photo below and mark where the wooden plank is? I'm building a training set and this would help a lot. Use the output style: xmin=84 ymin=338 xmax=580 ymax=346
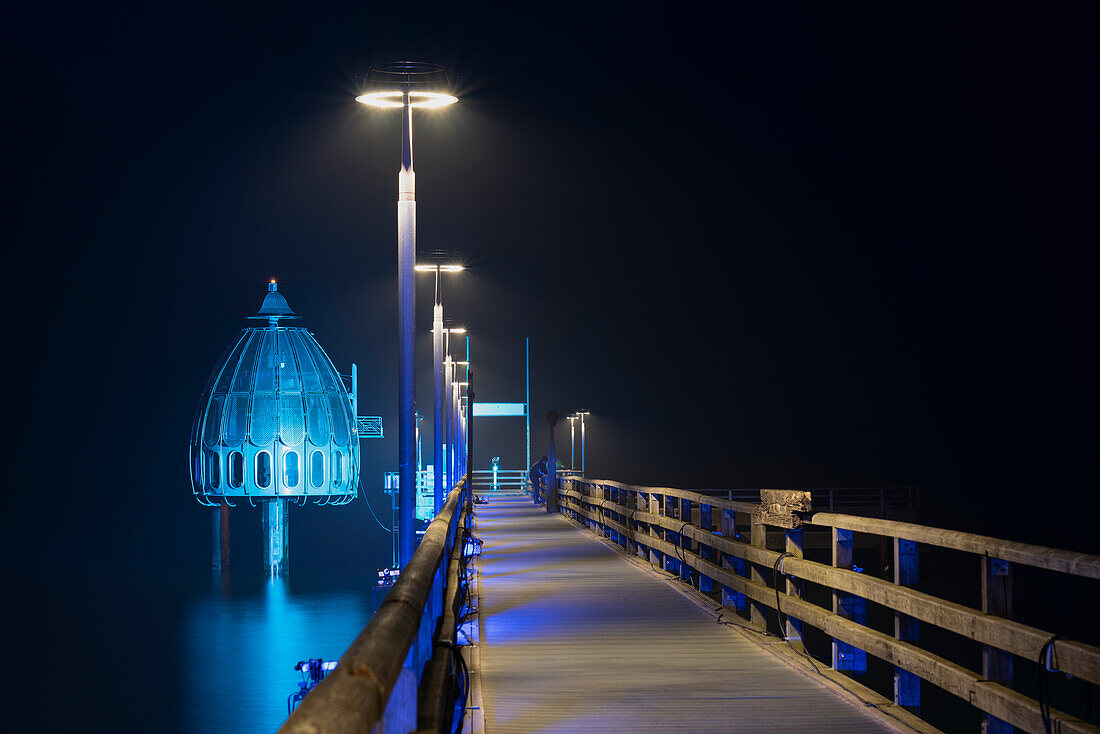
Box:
xmin=810 ymin=513 xmax=1100 ymax=579
xmin=476 ymin=496 xmax=896 ymax=734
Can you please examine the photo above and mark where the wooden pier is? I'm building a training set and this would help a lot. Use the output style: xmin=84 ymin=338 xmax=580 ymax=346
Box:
xmin=281 ymin=476 xmax=1100 ymax=734
xmin=469 ymin=495 xmax=900 ymax=732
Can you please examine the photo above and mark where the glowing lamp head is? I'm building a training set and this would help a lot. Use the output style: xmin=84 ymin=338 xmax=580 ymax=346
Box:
xmin=415 ymin=264 xmax=464 ymax=272
xmin=355 ymin=90 xmax=458 ymax=109
xmin=356 ymin=62 xmax=458 ymax=110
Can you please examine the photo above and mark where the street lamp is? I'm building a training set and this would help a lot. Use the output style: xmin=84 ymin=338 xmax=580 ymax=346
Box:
xmin=416 ymin=261 xmax=464 ymax=513
xmin=355 ymin=61 xmax=457 ymax=568
xmin=575 ymin=411 xmax=591 ymax=476
xmin=440 ymin=329 xmax=467 ymax=492
xmin=567 ymin=415 xmax=578 ymax=470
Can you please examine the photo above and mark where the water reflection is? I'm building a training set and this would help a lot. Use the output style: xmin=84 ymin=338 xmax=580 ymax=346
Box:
xmin=183 ymin=576 xmax=371 ymax=733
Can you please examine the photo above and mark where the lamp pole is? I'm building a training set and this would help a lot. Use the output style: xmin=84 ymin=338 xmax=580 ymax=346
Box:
xmin=356 ymin=62 xmax=458 ymax=568
xmin=433 ymin=271 xmax=444 ymax=511
xmin=395 ymin=87 xmax=416 ymax=567
xmin=444 ymin=351 xmax=453 ymax=492
xmin=567 ymin=415 xmax=577 ymax=470
xmin=440 ymin=328 xmax=466 ymax=494
xmin=418 ymin=264 xmax=463 ymax=513
xmin=576 ymin=410 xmax=590 ymax=476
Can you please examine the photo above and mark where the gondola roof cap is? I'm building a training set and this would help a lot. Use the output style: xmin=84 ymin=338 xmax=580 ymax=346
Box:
xmin=248 ymin=280 xmax=300 ymax=323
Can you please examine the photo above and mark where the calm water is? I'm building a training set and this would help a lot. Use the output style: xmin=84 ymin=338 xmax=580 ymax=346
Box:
xmin=180 ymin=577 xmax=373 ymax=733
xmin=4 ymin=556 xmax=382 ymax=733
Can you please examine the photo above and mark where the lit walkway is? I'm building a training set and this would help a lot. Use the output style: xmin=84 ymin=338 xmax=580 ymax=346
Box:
xmin=473 ymin=495 xmax=892 ymax=733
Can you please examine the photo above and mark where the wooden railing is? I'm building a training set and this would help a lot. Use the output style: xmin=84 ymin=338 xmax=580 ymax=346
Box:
xmin=542 ymin=477 xmax=1100 ymax=734
xmin=280 ymin=479 xmax=472 ymax=734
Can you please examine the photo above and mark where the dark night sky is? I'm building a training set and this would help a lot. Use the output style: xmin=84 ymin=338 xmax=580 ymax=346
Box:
xmin=4 ymin=0 xmax=1099 ymax=582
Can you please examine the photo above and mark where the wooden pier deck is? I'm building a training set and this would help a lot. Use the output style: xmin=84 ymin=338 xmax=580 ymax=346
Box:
xmin=471 ymin=495 xmax=894 ymax=733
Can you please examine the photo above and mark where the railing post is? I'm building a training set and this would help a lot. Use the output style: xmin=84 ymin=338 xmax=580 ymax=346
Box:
xmin=749 ymin=516 xmax=768 ymax=629
xmin=663 ymin=494 xmax=678 ymax=575
xmin=611 ymin=484 xmax=625 ymax=548
xmin=699 ymin=503 xmax=716 ymax=593
xmin=648 ymin=492 xmax=663 ymax=567
xmin=633 ymin=490 xmax=646 ymax=560
xmin=893 ymin=538 xmax=921 ymax=714
xmin=784 ymin=526 xmax=804 ymax=648
xmin=981 ymin=556 xmax=1013 ymax=734
xmin=679 ymin=497 xmax=692 ymax=581
xmin=831 ymin=527 xmax=867 ymax=673
xmin=721 ymin=509 xmax=747 ymax=615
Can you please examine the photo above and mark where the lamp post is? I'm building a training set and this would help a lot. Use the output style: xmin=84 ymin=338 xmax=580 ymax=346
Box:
xmin=441 ymin=328 xmax=466 ymax=493
xmin=567 ymin=415 xmax=578 ymax=470
xmin=355 ymin=62 xmax=457 ymax=568
xmin=450 ymin=357 xmax=470 ymax=482
xmin=416 ymin=263 xmax=463 ymax=513
xmin=453 ymin=380 xmax=468 ymax=483
xmin=575 ymin=410 xmax=590 ymax=476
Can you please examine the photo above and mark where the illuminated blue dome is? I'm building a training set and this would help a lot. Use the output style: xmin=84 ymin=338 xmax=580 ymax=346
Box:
xmin=190 ymin=282 xmax=359 ymax=505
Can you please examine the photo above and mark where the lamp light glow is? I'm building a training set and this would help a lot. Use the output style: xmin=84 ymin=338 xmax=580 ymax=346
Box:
xmin=355 ymin=91 xmax=458 ymax=109
xmin=414 ymin=264 xmax=464 ymax=272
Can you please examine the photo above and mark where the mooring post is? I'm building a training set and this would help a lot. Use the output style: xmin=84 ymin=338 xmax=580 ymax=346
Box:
xmin=894 ymin=538 xmax=921 ymax=714
xmin=832 ymin=527 xmax=867 ymax=673
xmin=981 ymin=556 xmax=1013 ymax=734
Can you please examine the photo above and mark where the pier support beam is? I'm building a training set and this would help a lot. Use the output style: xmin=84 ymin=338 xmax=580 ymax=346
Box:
xmin=212 ymin=502 xmax=230 ymax=571
xmin=264 ymin=499 xmax=290 ymax=576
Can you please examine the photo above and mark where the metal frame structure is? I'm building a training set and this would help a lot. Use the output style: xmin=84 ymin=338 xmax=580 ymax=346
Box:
xmin=190 ymin=282 xmax=361 ymax=575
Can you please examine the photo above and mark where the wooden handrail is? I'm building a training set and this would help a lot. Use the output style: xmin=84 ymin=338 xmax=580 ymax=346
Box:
xmin=280 ymin=481 xmax=468 ymax=734
xmin=810 ymin=513 xmax=1100 ymax=579
xmin=558 ymin=487 xmax=1100 ymax=687
xmin=550 ymin=478 xmax=1100 ymax=734
xmin=580 ymin=477 xmax=759 ymax=515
